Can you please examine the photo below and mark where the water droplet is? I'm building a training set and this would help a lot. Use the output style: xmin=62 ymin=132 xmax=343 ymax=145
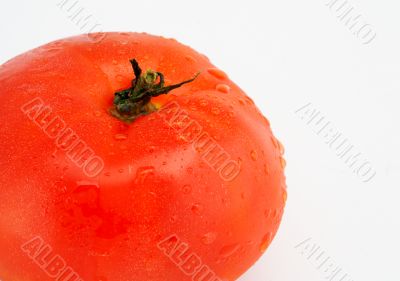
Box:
xmin=272 ymin=209 xmax=278 ymax=219
xmin=219 ymin=243 xmax=240 ymax=258
xmin=216 ymin=84 xmax=230 ymax=93
xmin=264 ymin=164 xmax=270 ymax=175
xmin=263 ymin=116 xmax=270 ymax=126
xmin=228 ymin=111 xmax=235 ymax=118
xmin=134 ymin=166 xmax=155 ymax=184
xmin=147 ymin=146 xmax=155 ymax=153
xmin=245 ymin=97 xmax=254 ymax=105
xmin=112 ymin=60 xmax=118 ymax=65
xmin=53 ymin=181 xmax=68 ymax=192
xmin=280 ymin=157 xmax=286 ymax=169
xmin=114 ymin=133 xmax=128 ymax=141
xmin=185 ymin=55 xmax=197 ymax=63
xmin=104 ymin=171 xmax=111 ymax=177
xmin=264 ymin=209 xmax=271 ymax=219
xmin=208 ymin=68 xmax=228 ymax=80
xmin=118 ymin=168 xmax=124 ymax=173
xmin=259 ymin=233 xmax=272 ymax=253
xmin=182 ymin=185 xmax=192 ymax=194
xmin=277 ymin=140 xmax=285 ymax=155
xmin=191 ymin=203 xmax=204 ymax=215
xmin=200 ymin=99 xmax=208 ymax=107
xmin=116 ymin=75 xmax=124 ymax=82
xmin=94 ymin=111 xmax=102 ymax=117
xmin=211 ymin=107 xmax=220 ymax=115
xmin=271 ymin=136 xmax=278 ymax=148
xmin=201 ymin=232 xmax=217 ymax=245
xmin=250 ymin=150 xmax=258 ymax=161
xmin=239 ymin=99 xmax=245 ymax=106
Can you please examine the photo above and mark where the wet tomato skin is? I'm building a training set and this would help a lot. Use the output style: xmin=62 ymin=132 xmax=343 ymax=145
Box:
xmin=0 ymin=33 xmax=286 ymax=281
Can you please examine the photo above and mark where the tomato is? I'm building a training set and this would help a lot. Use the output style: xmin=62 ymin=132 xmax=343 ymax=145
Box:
xmin=0 ymin=32 xmax=287 ymax=281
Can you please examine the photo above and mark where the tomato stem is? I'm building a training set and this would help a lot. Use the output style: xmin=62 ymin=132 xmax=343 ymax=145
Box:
xmin=110 ymin=59 xmax=200 ymax=123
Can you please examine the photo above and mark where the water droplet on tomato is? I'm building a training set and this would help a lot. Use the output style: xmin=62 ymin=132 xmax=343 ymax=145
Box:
xmin=185 ymin=55 xmax=197 ymax=63
xmin=272 ymin=208 xmax=279 ymax=219
xmin=264 ymin=164 xmax=270 ymax=175
xmin=245 ymin=97 xmax=254 ymax=105
xmin=239 ymin=99 xmax=245 ymax=106
xmin=182 ymin=184 xmax=192 ymax=194
xmin=264 ymin=118 xmax=271 ymax=127
xmin=134 ymin=166 xmax=155 ymax=184
xmin=201 ymin=232 xmax=217 ymax=245
xmin=116 ymin=75 xmax=124 ymax=82
xmin=277 ymin=140 xmax=285 ymax=155
xmin=211 ymin=107 xmax=220 ymax=115
xmin=219 ymin=243 xmax=240 ymax=258
xmin=271 ymin=136 xmax=278 ymax=148
xmin=228 ymin=111 xmax=235 ymax=117
xmin=200 ymin=99 xmax=208 ymax=107
xmin=112 ymin=60 xmax=118 ymax=65
xmin=191 ymin=203 xmax=204 ymax=215
xmin=114 ymin=133 xmax=128 ymax=141
xmin=264 ymin=209 xmax=271 ymax=219
xmin=208 ymin=68 xmax=228 ymax=80
xmin=216 ymin=84 xmax=230 ymax=93
xmin=282 ymin=189 xmax=287 ymax=203
xmin=259 ymin=233 xmax=272 ymax=253
xmin=250 ymin=150 xmax=258 ymax=161
xmin=280 ymin=157 xmax=286 ymax=169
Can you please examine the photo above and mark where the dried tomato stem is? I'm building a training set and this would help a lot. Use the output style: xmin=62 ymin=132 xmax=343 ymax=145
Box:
xmin=110 ymin=59 xmax=199 ymax=123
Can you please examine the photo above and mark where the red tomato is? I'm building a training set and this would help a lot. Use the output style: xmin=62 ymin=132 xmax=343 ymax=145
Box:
xmin=0 ymin=33 xmax=287 ymax=281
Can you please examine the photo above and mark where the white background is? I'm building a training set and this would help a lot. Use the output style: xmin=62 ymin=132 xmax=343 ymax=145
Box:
xmin=1 ymin=1 xmax=399 ymax=281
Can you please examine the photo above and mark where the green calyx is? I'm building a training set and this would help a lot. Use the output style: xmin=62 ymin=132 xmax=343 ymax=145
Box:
xmin=110 ymin=59 xmax=200 ymax=123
